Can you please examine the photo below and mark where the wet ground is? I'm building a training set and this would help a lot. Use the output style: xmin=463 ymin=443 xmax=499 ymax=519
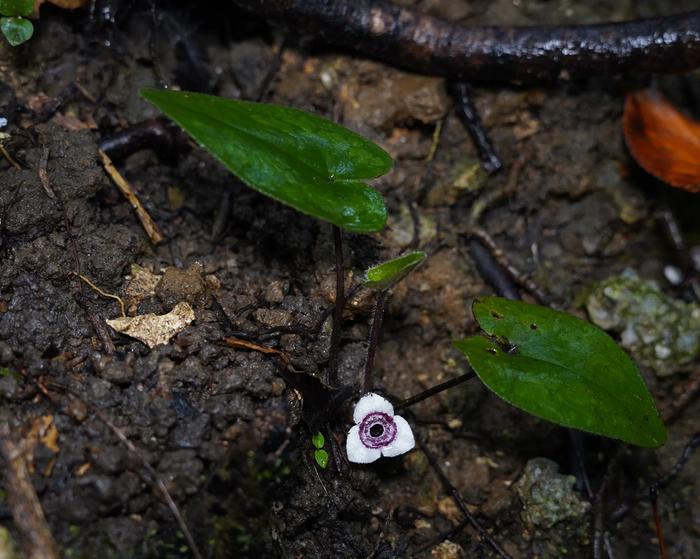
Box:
xmin=1 ymin=0 xmax=700 ymax=557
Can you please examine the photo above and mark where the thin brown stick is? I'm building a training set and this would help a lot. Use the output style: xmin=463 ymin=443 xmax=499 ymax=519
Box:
xmin=99 ymin=149 xmax=164 ymax=244
xmin=466 ymin=227 xmax=549 ymax=304
xmin=221 ymin=336 xmax=291 ymax=366
xmin=37 ymin=147 xmax=56 ymax=200
xmin=611 ymin=432 xmax=700 ymax=523
xmin=74 ymin=273 xmax=126 ymax=318
xmin=0 ymin=144 xmax=22 ymax=170
xmin=74 ymin=293 xmax=116 ymax=354
xmin=661 ymin=367 xmax=700 ymax=423
xmin=34 ymin=381 xmax=203 ymax=559
xmin=416 ymin=435 xmax=511 ymax=559
xmin=93 ymin=408 xmax=204 ymax=559
xmin=0 ymin=418 xmax=61 ymax=559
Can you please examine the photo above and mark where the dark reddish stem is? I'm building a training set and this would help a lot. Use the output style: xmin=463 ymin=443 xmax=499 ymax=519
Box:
xmin=327 ymin=225 xmax=345 ymax=386
xmin=650 ymin=485 xmax=669 ymax=559
xmin=362 ymin=290 xmax=388 ymax=392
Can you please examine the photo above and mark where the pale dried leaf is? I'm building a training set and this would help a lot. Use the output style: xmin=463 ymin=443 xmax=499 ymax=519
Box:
xmin=106 ymin=302 xmax=195 ymax=348
xmin=124 ymin=264 xmax=162 ymax=311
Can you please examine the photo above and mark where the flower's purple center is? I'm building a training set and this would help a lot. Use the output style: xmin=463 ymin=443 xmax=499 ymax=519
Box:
xmin=359 ymin=412 xmax=397 ymax=449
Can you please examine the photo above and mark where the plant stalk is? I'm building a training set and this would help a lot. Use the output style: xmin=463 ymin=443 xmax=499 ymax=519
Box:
xmin=327 ymin=225 xmax=345 ymax=386
xmin=395 ymin=370 xmax=476 ymax=411
xmin=362 ymin=290 xmax=389 ymax=392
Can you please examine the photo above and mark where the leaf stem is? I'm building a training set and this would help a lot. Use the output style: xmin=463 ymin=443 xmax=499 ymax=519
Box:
xmin=650 ymin=485 xmax=669 ymax=559
xmin=362 ymin=290 xmax=388 ymax=392
xmin=327 ymin=225 xmax=344 ymax=386
xmin=394 ymin=370 xmax=476 ymax=411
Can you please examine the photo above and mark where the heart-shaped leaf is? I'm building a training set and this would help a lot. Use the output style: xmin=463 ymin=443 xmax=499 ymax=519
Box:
xmin=454 ymin=297 xmax=666 ymax=448
xmin=1 ymin=16 xmax=32 ymax=46
xmin=141 ymin=88 xmax=392 ymax=233
xmin=363 ymin=251 xmax=426 ymax=291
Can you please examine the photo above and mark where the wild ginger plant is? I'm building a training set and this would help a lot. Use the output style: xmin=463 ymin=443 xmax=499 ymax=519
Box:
xmin=142 ymin=88 xmax=666 ymax=462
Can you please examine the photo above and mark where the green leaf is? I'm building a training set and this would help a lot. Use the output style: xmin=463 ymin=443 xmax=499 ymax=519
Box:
xmin=311 ymin=431 xmax=325 ymax=450
xmin=454 ymin=296 xmax=666 ymax=448
xmin=314 ymin=449 xmax=329 ymax=469
xmin=363 ymin=251 xmax=427 ymax=291
xmin=140 ymin=88 xmax=392 ymax=233
xmin=0 ymin=0 xmax=33 ymax=17
xmin=0 ymin=16 xmax=32 ymax=46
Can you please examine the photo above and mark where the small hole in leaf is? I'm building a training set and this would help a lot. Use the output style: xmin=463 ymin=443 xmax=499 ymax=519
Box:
xmin=370 ymin=424 xmax=384 ymax=437
xmin=530 ymin=323 xmax=538 ymax=330
xmin=486 ymin=348 xmax=497 ymax=355
xmin=490 ymin=311 xmax=503 ymax=319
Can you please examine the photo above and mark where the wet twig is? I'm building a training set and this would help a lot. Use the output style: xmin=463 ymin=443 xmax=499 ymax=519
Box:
xmin=99 ymin=149 xmax=164 ymax=244
xmin=0 ymin=418 xmax=61 ymax=559
xmin=468 ymin=238 xmax=520 ymax=300
xmin=37 ymin=147 xmax=55 ymax=199
xmin=448 ymin=82 xmax=502 ymax=174
xmin=466 ymin=227 xmax=550 ymax=304
xmin=232 ymin=1 xmax=700 ymax=83
xmin=74 ymin=293 xmax=117 ymax=354
xmin=661 ymin=367 xmax=700 ymax=423
xmin=416 ymin=435 xmax=512 ymax=559
xmin=610 ymin=432 xmax=700 ymax=523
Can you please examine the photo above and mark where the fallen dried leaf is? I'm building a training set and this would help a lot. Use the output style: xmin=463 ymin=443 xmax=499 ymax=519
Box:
xmin=623 ymin=90 xmax=700 ymax=191
xmin=106 ymin=302 xmax=195 ymax=348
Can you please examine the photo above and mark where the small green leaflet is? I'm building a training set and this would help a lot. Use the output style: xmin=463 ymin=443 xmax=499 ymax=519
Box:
xmin=311 ymin=432 xmax=325 ymax=450
xmin=363 ymin=251 xmax=426 ymax=291
xmin=454 ymin=297 xmax=666 ymax=448
xmin=140 ymin=88 xmax=392 ymax=233
xmin=0 ymin=0 xmax=34 ymax=17
xmin=314 ymin=449 xmax=329 ymax=469
xmin=0 ymin=16 xmax=32 ymax=46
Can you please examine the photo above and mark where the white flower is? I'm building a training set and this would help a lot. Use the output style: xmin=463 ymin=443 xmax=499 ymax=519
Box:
xmin=346 ymin=393 xmax=415 ymax=464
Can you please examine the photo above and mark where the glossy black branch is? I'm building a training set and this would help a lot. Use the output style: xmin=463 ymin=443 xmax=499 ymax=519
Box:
xmin=232 ymin=0 xmax=700 ymax=83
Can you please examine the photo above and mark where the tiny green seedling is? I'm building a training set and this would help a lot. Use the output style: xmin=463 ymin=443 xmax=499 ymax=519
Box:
xmin=0 ymin=0 xmax=33 ymax=46
xmin=140 ymin=88 xmax=393 ymax=233
xmin=362 ymin=251 xmax=426 ymax=291
xmin=311 ymin=431 xmax=329 ymax=469
xmin=454 ymin=296 xmax=666 ymax=447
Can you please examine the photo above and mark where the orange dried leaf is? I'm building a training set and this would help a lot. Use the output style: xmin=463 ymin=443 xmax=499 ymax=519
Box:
xmin=623 ymin=90 xmax=700 ymax=191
